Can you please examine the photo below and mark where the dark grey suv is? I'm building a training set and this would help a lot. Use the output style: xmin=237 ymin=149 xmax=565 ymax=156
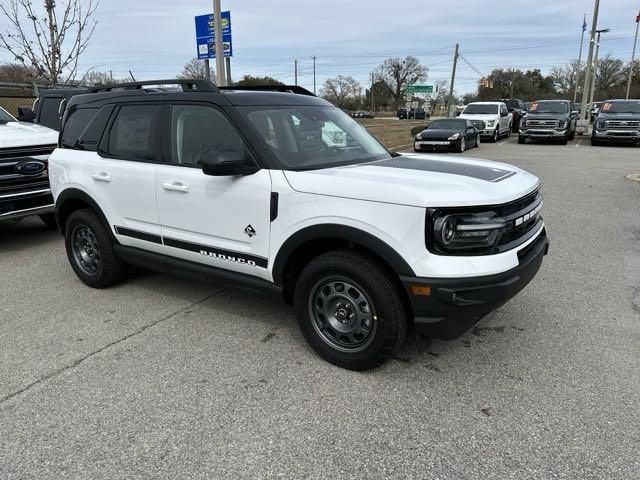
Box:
xmin=518 ymin=100 xmax=577 ymax=145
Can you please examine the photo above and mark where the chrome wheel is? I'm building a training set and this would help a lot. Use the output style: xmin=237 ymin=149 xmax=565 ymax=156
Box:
xmin=308 ymin=276 xmax=377 ymax=352
xmin=71 ymin=224 xmax=101 ymax=276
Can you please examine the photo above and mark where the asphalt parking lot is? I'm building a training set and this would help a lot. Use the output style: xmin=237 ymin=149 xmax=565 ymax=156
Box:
xmin=1 ymin=136 xmax=639 ymax=479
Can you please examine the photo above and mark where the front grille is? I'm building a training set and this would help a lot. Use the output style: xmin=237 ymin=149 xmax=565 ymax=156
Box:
xmin=471 ymin=120 xmax=485 ymax=129
xmin=527 ymin=119 xmax=558 ymax=128
xmin=605 ymin=120 xmax=640 ymax=128
xmin=0 ymin=144 xmax=56 ymax=160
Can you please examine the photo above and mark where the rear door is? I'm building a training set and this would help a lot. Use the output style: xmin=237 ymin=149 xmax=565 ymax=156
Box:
xmin=155 ymin=103 xmax=272 ymax=280
xmin=90 ymin=104 xmax=163 ymax=253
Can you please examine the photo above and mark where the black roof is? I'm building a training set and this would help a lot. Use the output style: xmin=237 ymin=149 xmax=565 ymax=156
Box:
xmin=66 ymin=79 xmax=330 ymax=109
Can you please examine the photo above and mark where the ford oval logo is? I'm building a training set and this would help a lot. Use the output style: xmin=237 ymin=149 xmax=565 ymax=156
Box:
xmin=15 ymin=160 xmax=46 ymax=176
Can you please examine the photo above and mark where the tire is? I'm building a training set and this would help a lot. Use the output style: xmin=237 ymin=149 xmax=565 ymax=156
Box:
xmin=491 ymin=128 xmax=499 ymax=143
xmin=39 ymin=213 xmax=57 ymax=229
xmin=559 ymin=135 xmax=568 ymax=145
xmin=476 ymin=134 xmax=481 ymax=148
xmin=294 ymin=250 xmax=407 ymax=371
xmin=568 ymin=131 xmax=575 ymax=141
xmin=518 ymin=136 xmax=526 ymax=144
xmin=64 ymin=209 xmax=124 ymax=289
xmin=591 ymin=137 xmax=600 ymax=146
xmin=457 ymin=137 xmax=466 ymax=153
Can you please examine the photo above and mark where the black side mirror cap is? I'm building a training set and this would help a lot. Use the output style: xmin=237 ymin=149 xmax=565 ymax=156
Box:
xmin=201 ymin=151 xmax=259 ymax=176
xmin=17 ymin=106 xmax=35 ymax=123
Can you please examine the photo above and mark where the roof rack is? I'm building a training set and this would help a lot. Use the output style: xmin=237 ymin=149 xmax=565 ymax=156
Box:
xmin=88 ymin=79 xmax=219 ymax=93
xmin=219 ymin=85 xmax=315 ymax=96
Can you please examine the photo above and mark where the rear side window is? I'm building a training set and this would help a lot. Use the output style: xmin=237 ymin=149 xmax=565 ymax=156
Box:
xmin=61 ymin=108 xmax=99 ymax=148
xmin=39 ymin=97 xmax=63 ymax=129
xmin=105 ymin=105 xmax=160 ymax=160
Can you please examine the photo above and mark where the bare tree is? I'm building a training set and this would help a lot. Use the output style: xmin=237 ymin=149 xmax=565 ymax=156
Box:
xmin=0 ymin=0 xmax=98 ymax=86
xmin=381 ymin=56 xmax=428 ymax=109
xmin=550 ymin=60 xmax=585 ymax=97
xmin=428 ymin=79 xmax=449 ymax=111
xmin=320 ymin=75 xmax=361 ymax=108
xmin=0 ymin=62 xmax=39 ymax=82
xmin=178 ymin=58 xmax=215 ymax=81
xmin=594 ymin=55 xmax=626 ymax=99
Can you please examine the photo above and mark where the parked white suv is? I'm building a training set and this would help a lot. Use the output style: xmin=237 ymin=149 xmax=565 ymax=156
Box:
xmin=459 ymin=102 xmax=512 ymax=142
xmin=49 ymin=80 xmax=548 ymax=370
xmin=0 ymin=106 xmax=59 ymax=226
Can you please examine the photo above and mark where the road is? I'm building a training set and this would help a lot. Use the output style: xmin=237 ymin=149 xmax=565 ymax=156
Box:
xmin=1 ymin=137 xmax=639 ymax=479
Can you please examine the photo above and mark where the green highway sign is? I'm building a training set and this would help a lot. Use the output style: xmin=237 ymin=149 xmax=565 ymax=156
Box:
xmin=407 ymin=84 xmax=433 ymax=93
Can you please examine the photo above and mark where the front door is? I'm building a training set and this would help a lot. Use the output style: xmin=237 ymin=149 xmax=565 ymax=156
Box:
xmin=156 ymin=104 xmax=272 ymax=280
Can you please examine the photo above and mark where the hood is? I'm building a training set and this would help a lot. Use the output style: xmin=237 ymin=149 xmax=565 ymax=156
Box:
xmin=459 ymin=113 xmax=498 ymax=122
xmin=0 ymin=122 xmax=58 ymax=149
xmin=524 ymin=112 xmax=569 ymax=121
xmin=597 ymin=112 xmax=640 ymax=120
xmin=284 ymin=154 xmax=540 ymax=208
xmin=419 ymin=129 xmax=461 ymax=139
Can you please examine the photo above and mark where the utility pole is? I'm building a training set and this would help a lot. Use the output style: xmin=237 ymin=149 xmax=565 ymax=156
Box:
xmin=312 ymin=55 xmax=317 ymax=95
xmin=213 ymin=0 xmax=225 ymax=86
xmin=294 ymin=60 xmax=298 ymax=86
xmin=579 ymin=0 xmax=600 ymax=130
xmin=371 ymin=72 xmax=375 ymax=113
xmin=626 ymin=12 xmax=640 ymax=99
xmin=447 ymin=43 xmax=459 ymax=118
xmin=589 ymin=28 xmax=610 ymax=107
xmin=574 ymin=14 xmax=587 ymax=104
xmin=225 ymin=57 xmax=232 ymax=86
xmin=204 ymin=58 xmax=211 ymax=81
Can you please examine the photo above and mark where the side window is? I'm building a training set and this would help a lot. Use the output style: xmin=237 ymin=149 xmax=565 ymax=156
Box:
xmin=170 ymin=105 xmax=247 ymax=167
xmin=60 ymin=108 xmax=99 ymax=148
xmin=105 ymin=105 xmax=160 ymax=160
xmin=39 ymin=97 xmax=63 ymax=129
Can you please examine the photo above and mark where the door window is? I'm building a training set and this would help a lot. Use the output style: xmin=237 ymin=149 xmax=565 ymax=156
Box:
xmin=170 ymin=105 xmax=247 ymax=167
xmin=105 ymin=105 xmax=160 ymax=161
xmin=39 ymin=97 xmax=63 ymax=129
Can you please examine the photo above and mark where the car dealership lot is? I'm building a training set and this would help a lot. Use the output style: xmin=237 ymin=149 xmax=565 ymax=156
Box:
xmin=1 ymin=139 xmax=639 ymax=479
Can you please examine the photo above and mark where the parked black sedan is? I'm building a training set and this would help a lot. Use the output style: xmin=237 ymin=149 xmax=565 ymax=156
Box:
xmin=414 ymin=119 xmax=481 ymax=153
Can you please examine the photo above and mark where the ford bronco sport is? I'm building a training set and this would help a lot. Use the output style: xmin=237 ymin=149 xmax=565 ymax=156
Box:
xmin=49 ymin=79 xmax=549 ymax=370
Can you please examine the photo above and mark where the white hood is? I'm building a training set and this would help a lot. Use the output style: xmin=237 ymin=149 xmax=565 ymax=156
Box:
xmin=0 ymin=122 xmax=58 ymax=149
xmin=458 ymin=113 xmax=499 ymax=123
xmin=283 ymin=154 xmax=540 ymax=208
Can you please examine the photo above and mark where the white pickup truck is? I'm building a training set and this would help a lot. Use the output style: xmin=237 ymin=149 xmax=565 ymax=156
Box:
xmin=459 ymin=102 xmax=512 ymax=143
xmin=0 ymin=106 xmax=59 ymax=227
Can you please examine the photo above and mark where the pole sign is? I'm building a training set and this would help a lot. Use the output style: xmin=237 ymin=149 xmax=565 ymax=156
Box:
xmin=407 ymin=85 xmax=433 ymax=94
xmin=195 ymin=11 xmax=233 ymax=59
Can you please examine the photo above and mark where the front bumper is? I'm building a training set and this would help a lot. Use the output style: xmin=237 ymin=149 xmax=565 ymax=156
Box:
xmin=0 ymin=188 xmax=54 ymax=221
xmin=592 ymin=130 xmax=640 ymax=143
xmin=400 ymin=229 xmax=549 ymax=339
xmin=519 ymin=129 xmax=567 ymax=139
xmin=414 ymin=139 xmax=458 ymax=151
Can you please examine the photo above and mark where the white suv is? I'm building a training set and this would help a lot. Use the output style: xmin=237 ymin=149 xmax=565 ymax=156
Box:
xmin=459 ymin=102 xmax=512 ymax=142
xmin=49 ymin=80 xmax=548 ymax=370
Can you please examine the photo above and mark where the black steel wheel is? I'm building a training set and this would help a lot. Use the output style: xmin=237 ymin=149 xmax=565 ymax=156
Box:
xmin=294 ymin=250 xmax=407 ymax=370
xmin=64 ymin=209 xmax=124 ymax=288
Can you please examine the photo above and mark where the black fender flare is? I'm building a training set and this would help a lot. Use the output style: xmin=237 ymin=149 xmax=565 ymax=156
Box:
xmin=55 ymin=188 xmax=112 ymax=237
xmin=271 ymin=224 xmax=416 ymax=285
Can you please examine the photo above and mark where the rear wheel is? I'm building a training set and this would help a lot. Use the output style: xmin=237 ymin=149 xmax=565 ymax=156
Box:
xmin=294 ymin=250 xmax=407 ymax=371
xmin=64 ymin=209 xmax=124 ymax=289
xmin=39 ymin=213 xmax=57 ymax=229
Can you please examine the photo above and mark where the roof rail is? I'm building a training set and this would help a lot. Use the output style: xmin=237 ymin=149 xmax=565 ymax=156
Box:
xmin=88 ymin=79 xmax=219 ymax=93
xmin=219 ymin=85 xmax=315 ymax=96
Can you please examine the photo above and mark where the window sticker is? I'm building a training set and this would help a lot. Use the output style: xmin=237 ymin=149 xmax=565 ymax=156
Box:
xmin=529 ymin=103 xmax=539 ymax=111
xmin=601 ymin=103 xmax=612 ymax=111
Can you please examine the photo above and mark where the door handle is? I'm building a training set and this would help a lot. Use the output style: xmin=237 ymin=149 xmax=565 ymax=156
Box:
xmin=162 ymin=182 xmax=189 ymax=193
xmin=91 ymin=172 xmax=112 ymax=182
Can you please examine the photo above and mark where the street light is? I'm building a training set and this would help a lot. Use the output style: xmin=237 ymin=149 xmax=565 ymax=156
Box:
xmin=588 ymin=28 xmax=610 ymax=107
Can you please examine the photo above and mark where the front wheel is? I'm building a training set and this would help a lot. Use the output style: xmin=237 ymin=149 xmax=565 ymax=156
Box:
xmin=457 ymin=137 xmax=466 ymax=153
xmin=559 ymin=135 xmax=568 ymax=145
xmin=64 ymin=209 xmax=124 ymax=289
xmin=518 ymin=136 xmax=526 ymax=144
xmin=591 ymin=137 xmax=600 ymax=146
xmin=492 ymin=128 xmax=499 ymax=143
xmin=476 ymin=134 xmax=481 ymax=147
xmin=294 ymin=250 xmax=407 ymax=370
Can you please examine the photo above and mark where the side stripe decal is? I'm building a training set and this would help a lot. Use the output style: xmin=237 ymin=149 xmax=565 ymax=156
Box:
xmin=114 ymin=226 xmax=268 ymax=268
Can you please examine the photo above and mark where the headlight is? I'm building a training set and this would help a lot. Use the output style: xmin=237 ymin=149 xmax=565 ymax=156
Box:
xmin=485 ymin=120 xmax=495 ymax=127
xmin=520 ymin=118 xmax=527 ymax=128
xmin=597 ymin=119 xmax=605 ymax=129
xmin=415 ymin=134 xmax=422 ymax=140
xmin=448 ymin=133 xmax=460 ymax=140
xmin=431 ymin=211 xmax=507 ymax=253
xmin=557 ymin=120 xmax=566 ymax=128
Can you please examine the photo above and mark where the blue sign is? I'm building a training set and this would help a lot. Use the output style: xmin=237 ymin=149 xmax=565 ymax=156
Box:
xmin=195 ymin=11 xmax=233 ymax=59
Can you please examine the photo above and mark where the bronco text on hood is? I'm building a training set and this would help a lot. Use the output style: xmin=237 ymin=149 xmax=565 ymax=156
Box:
xmin=49 ymin=79 xmax=549 ymax=370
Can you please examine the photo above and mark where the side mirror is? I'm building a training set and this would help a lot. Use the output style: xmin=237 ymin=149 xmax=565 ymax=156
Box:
xmin=571 ymin=110 xmax=579 ymax=115
xmin=201 ymin=151 xmax=259 ymax=176
xmin=17 ymin=106 xmax=35 ymax=123
xmin=455 ymin=111 xmax=461 ymax=117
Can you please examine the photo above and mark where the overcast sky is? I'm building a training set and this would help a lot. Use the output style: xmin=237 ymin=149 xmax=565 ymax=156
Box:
xmin=2 ymin=0 xmax=639 ymax=94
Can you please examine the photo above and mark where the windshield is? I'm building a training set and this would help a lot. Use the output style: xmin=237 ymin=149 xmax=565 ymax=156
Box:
xmin=601 ymin=101 xmax=640 ymax=114
xmin=0 ymin=107 xmax=17 ymax=124
xmin=463 ymin=104 xmax=498 ymax=115
xmin=427 ymin=119 xmax=465 ymax=130
xmin=529 ymin=101 xmax=568 ymax=114
xmin=239 ymin=105 xmax=391 ymax=170
xmin=503 ymin=100 xmax=521 ymax=110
